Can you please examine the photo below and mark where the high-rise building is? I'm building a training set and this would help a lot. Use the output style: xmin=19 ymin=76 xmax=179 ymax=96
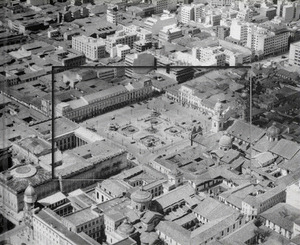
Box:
xmin=194 ymin=3 xmax=205 ymax=22
xmin=246 ymin=24 xmax=290 ymax=57
xmin=180 ymin=3 xmax=205 ymax=23
xmin=229 ymin=19 xmax=251 ymax=46
xmin=180 ymin=5 xmax=194 ymax=24
xmin=107 ymin=8 xmax=123 ymax=25
xmin=277 ymin=0 xmax=300 ymax=22
xmin=217 ymin=26 xmax=230 ymax=40
xmin=72 ymin=35 xmax=106 ymax=61
xmin=289 ymin=41 xmax=300 ymax=67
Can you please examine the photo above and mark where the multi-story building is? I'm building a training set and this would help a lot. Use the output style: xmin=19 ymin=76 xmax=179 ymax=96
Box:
xmin=110 ymin=44 xmax=130 ymax=59
xmin=33 ymin=208 xmax=102 ymax=245
xmin=72 ymin=35 xmax=106 ymax=61
xmin=289 ymin=41 xmax=300 ymax=67
xmin=168 ymin=67 xmax=195 ymax=84
xmin=7 ymin=18 xmax=47 ymax=34
xmin=121 ymin=24 xmax=152 ymax=41
xmin=0 ymin=134 xmax=128 ymax=213
xmin=56 ymin=78 xmax=153 ymax=122
xmin=70 ymin=0 xmax=93 ymax=5
xmin=241 ymin=185 xmax=286 ymax=221
xmin=26 ymin=0 xmax=50 ymax=6
xmin=133 ymin=40 xmax=153 ymax=52
xmin=158 ymin=24 xmax=183 ymax=44
xmin=106 ymin=8 xmax=123 ymax=25
xmin=180 ymin=4 xmax=194 ymax=24
xmin=143 ymin=11 xmax=177 ymax=35
xmin=210 ymin=0 xmax=232 ymax=7
xmin=63 ymin=206 xmax=104 ymax=243
xmin=260 ymin=5 xmax=277 ymax=20
xmin=156 ymin=194 xmax=246 ymax=245
xmin=229 ymin=19 xmax=250 ymax=45
xmin=192 ymin=46 xmax=226 ymax=66
xmin=260 ymin=203 xmax=300 ymax=240
xmin=277 ymin=0 xmax=300 ymax=22
xmin=51 ymin=49 xmax=86 ymax=66
xmin=216 ymin=26 xmax=230 ymax=40
xmin=0 ymin=32 xmax=27 ymax=47
xmin=246 ymin=24 xmax=290 ymax=57
xmin=105 ymin=31 xmax=137 ymax=52
xmin=151 ymin=0 xmax=176 ymax=14
xmin=286 ymin=180 xmax=300 ymax=209
xmin=194 ymin=3 xmax=205 ymax=22
xmin=237 ymin=7 xmax=254 ymax=22
xmin=205 ymin=11 xmax=222 ymax=26
xmin=125 ymin=52 xmax=155 ymax=78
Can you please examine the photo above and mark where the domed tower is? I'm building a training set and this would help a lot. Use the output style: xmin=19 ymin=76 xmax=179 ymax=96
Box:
xmin=167 ymin=168 xmax=183 ymax=188
xmin=219 ymin=133 xmax=233 ymax=151
xmin=267 ymin=122 xmax=280 ymax=142
xmin=130 ymin=188 xmax=152 ymax=212
xmin=240 ymin=89 xmax=250 ymax=122
xmin=117 ymin=219 xmax=135 ymax=237
xmin=211 ymin=99 xmax=225 ymax=133
xmin=24 ymin=182 xmax=37 ymax=211
xmin=23 ymin=182 xmax=37 ymax=240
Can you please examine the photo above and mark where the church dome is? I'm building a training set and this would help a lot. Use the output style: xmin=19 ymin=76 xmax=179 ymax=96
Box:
xmin=219 ymin=134 xmax=232 ymax=148
xmin=117 ymin=219 xmax=135 ymax=236
xmin=131 ymin=189 xmax=152 ymax=203
xmin=267 ymin=122 xmax=280 ymax=137
xmin=24 ymin=183 xmax=37 ymax=204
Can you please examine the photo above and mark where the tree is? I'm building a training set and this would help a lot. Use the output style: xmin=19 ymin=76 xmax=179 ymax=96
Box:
xmin=254 ymin=228 xmax=271 ymax=243
xmin=254 ymin=217 xmax=263 ymax=227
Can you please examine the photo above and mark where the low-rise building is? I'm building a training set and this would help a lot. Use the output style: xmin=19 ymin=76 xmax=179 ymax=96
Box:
xmin=260 ymin=203 xmax=300 ymax=240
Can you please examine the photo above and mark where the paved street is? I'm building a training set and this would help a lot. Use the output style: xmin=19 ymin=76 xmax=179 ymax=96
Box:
xmin=0 ymin=224 xmax=26 ymax=244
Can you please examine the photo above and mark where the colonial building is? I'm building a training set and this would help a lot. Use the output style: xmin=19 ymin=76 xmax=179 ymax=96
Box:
xmin=0 ymin=137 xmax=128 ymax=213
xmin=55 ymin=79 xmax=153 ymax=122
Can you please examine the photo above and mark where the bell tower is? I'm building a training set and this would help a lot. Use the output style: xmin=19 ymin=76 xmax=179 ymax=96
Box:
xmin=23 ymin=182 xmax=37 ymax=240
xmin=211 ymin=99 xmax=225 ymax=133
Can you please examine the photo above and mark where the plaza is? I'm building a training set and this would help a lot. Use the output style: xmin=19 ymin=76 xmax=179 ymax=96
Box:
xmin=81 ymin=95 xmax=212 ymax=164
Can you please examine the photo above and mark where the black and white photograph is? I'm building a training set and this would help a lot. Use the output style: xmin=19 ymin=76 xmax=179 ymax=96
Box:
xmin=0 ymin=0 xmax=300 ymax=244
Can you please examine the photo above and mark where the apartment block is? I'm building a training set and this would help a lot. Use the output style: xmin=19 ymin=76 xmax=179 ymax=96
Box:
xmin=289 ymin=41 xmax=300 ymax=67
xmin=107 ymin=8 xmax=123 ymax=25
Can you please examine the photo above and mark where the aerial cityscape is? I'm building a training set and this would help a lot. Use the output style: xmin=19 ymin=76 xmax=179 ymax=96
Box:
xmin=1 ymin=0 xmax=300 ymax=244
